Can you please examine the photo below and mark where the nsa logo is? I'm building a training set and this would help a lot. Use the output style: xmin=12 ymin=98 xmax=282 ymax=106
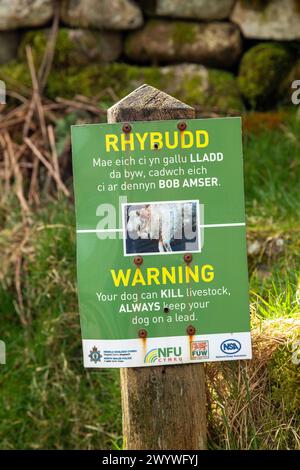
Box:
xmin=89 ymin=346 xmax=103 ymax=364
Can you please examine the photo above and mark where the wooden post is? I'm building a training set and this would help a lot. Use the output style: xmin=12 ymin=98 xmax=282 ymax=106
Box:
xmin=107 ymin=84 xmax=207 ymax=451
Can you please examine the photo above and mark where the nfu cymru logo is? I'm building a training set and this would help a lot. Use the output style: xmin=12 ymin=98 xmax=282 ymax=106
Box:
xmin=0 ymin=80 xmax=6 ymax=105
xmin=89 ymin=346 xmax=103 ymax=364
xmin=144 ymin=346 xmax=182 ymax=364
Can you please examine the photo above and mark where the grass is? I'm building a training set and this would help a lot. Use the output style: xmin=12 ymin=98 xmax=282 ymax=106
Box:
xmin=0 ymin=200 xmax=122 ymax=449
xmin=0 ymin=111 xmax=299 ymax=449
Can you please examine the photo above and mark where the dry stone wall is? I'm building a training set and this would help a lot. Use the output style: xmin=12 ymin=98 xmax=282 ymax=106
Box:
xmin=0 ymin=0 xmax=299 ymax=111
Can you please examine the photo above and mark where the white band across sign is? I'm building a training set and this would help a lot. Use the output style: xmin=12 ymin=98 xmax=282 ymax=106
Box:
xmin=82 ymin=331 xmax=252 ymax=368
xmin=77 ymin=222 xmax=246 ymax=234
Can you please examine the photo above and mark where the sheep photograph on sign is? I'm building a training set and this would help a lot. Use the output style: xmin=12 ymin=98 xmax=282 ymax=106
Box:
xmin=123 ymin=200 xmax=201 ymax=255
xmin=71 ymin=113 xmax=252 ymax=368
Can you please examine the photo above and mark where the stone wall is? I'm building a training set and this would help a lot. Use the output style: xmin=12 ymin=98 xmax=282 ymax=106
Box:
xmin=0 ymin=0 xmax=299 ymax=111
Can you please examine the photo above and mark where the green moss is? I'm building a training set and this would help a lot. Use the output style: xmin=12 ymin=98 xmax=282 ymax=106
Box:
xmin=238 ymin=43 xmax=293 ymax=109
xmin=47 ymin=63 xmax=243 ymax=113
xmin=53 ymin=29 xmax=75 ymax=66
xmin=19 ymin=29 xmax=77 ymax=68
xmin=125 ymin=20 xmax=197 ymax=59
xmin=0 ymin=58 xmax=243 ymax=114
xmin=171 ymin=21 xmax=197 ymax=44
xmin=47 ymin=63 xmax=166 ymax=100
xmin=0 ymin=60 xmax=31 ymax=91
xmin=18 ymin=29 xmax=47 ymax=66
xmin=269 ymin=344 xmax=300 ymax=413
xmin=178 ymin=68 xmax=243 ymax=112
xmin=19 ymin=28 xmax=109 ymax=69
xmin=207 ymin=69 xmax=244 ymax=112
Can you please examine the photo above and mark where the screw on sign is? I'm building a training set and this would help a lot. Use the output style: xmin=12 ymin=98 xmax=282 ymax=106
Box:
xmin=177 ymin=121 xmax=187 ymax=131
xmin=184 ymin=253 xmax=193 ymax=264
xmin=186 ymin=325 xmax=196 ymax=336
xmin=122 ymin=123 xmax=132 ymax=133
xmin=138 ymin=328 xmax=147 ymax=339
xmin=133 ymin=255 xmax=143 ymax=266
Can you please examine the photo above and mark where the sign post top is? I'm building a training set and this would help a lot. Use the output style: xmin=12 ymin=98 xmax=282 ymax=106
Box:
xmin=107 ymin=84 xmax=195 ymax=123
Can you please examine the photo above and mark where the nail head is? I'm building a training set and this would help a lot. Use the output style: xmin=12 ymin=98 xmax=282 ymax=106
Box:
xmin=122 ymin=123 xmax=132 ymax=133
xmin=134 ymin=255 xmax=143 ymax=266
xmin=187 ymin=325 xmax=196 ymax=336
xmin=184 ymin=253 xmax=193 ymax=263
xmin=177 ymin=121 xmax=187 ymax=131
xmin=138 ymin=329 xmax=147 ymax=339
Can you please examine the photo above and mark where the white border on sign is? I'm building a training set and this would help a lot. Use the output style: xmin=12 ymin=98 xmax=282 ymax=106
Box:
xmin=121 ymin=199 xmax=202 ymax=257
xmin=82 ymin=331 xmax=252 ymax=368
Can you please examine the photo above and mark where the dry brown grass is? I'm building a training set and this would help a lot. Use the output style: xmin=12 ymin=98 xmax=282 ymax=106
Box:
xmin=206 ymin=314 xmax=300 ymax=449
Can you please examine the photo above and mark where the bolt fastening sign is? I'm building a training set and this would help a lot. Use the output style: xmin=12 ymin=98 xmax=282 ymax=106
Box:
xmin=71 ymin=118 xmax=252 ymax=368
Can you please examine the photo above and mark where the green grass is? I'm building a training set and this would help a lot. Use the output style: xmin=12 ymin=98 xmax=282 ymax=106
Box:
xmin=0 ymin=114 xmax=300 ymax=449
xmin=0 ymin=200 xmax=122 ymax=449
xmin=244 ymin=116 xmax=300 ymax=222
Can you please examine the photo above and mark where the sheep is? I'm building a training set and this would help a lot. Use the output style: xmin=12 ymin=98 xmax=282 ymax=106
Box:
xmin=126 ymin=202 xmax=194 ymax=253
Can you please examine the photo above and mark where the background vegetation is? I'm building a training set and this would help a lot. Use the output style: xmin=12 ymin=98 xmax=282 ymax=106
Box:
xmin=0 ymin=0 xmax=300 ymax=451
xmin=0 ymin=112 xmax=299 ymax=449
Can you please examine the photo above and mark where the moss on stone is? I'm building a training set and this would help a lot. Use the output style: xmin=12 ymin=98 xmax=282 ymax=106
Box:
xmin=269 ymin=345 xmax=300 ymax=413
xmin=207 ymin=69 xmax=244 ymax=112
xmin=53 ymin=29 xmax=75 ymax=66
xmin=19 ymin=29 xmax=79 ymax=68
xmin=171 ymin=67 xmax=243 ymax=112
xmin=0 ymin=60 xmax=31 ymax=91
xmin=46 ymin=63 xmax=167 ymax=100
xmin=125 ymin=20 xmax=198 ymax=60
xmin=48 ymin=63 xmax=243 ymax=113
xmin=238 ymin=43 xmax=293 ymax=109
xmin=0 ymin=58 xmax=243 ymax=114
xmin=171 ymin=21 xmax=197 ymax=45
xmin=47 ymin=63 xmax=243 ymax=113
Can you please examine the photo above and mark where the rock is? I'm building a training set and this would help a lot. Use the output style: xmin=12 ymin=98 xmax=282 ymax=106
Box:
xmin=0 ymin=0 xmax=53 ymax=30
xmin=238 ymin=43 xmax=293 ymax=109
xmin=142 ymin=0 xmax=235 ymax=20
xmin=61 ymin=0 xmax=143 ymax=30
xmin=0 ymin=31 xmax=20 ymax=64
xmin=125 ymin=20 xmax=242 ymax=68
xmin=19 ymin=28 xmax=122 ymax=67
xmin=231 ymin=0 xmax=300 ymax=40
xmin=158 ymin=64 xmax=243 ymax=112
xmin=247 ymin=240 xmax=262 ymax=256
xmin=265 ymin=237 xmax=285 ymax=258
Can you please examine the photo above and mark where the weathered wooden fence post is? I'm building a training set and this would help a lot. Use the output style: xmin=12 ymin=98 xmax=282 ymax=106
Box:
xmin=107 ymin=84 xmax=207 ymax=450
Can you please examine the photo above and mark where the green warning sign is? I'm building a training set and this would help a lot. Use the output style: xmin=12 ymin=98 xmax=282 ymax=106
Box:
xmin=71 ymin=117 xmax=251 ymax=368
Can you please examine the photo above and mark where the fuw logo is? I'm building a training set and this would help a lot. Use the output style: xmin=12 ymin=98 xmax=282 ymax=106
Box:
xmin=191 ymin=341 xmax=209 ymax=360
xmin=144 ymin=346 xmax=182 ymax=364
xmin=0 ymin=340 xmax=6 ymax=364
xmin=0 ymin=80 xmax=6 ymax=104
